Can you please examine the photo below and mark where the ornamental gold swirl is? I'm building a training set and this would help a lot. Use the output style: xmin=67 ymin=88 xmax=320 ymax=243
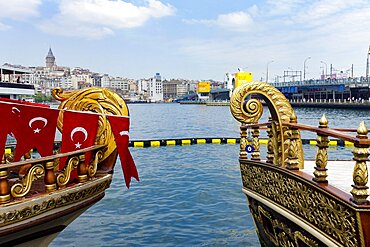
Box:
xmin=57 ymin=156 xmax=79 ymax=187
xmin=242 ymin=99 xmax=263 ymax=122
xmin=11 ymin=164 xmax=45 ymax=198
xmin=230 ymin=81 xmax=303 ymax=167
xmin=230 ymin=81 xmax=292 ymax=124
xmin=52 ymin=87 xmax=129 ymax=162
xmin=88 ymin=150 xmax=103 ymax=178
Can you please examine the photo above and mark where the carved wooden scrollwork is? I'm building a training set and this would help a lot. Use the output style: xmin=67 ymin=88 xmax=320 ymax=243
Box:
xmin=230 ymin=81 xmax=304 ymax=167
xmin=11 ymin=164 xmax=45 ymax=198
xmin=57 ymin=156 xmax=79 ymax=187
xmin=88 ymin=150 xmax=104 ymax=178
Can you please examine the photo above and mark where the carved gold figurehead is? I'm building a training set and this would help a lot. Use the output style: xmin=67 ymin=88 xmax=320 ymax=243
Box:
xmin=230 ymin=81 xmax=304 ymax=168
xmin=52 ymin=87 xmax=129 ymax=164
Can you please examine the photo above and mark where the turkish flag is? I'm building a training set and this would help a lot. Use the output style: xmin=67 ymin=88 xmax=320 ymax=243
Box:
xmin=107 ymin=115 xmax=139 ymax=188
xmin=9 ymin=104 xmax=59 ymax=161
xmin=0 ymin=102 xmax=13 ymax=160
xmin=60 ymin=110 xmax=99 ymax=173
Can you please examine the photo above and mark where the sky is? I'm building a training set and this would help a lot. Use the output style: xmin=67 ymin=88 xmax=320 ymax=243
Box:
xmin=0 ymin=0 xmax=370 ymax=82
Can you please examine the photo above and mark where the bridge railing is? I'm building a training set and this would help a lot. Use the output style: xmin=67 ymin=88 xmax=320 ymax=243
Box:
xmin=271 ymin=77 xmax=370 ymax=88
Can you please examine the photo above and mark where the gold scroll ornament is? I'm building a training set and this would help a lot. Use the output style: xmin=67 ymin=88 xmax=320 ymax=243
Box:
xmin=230 ymin=81 xmax=304 ymax=168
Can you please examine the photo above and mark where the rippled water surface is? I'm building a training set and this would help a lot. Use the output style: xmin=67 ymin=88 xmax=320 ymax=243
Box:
xmin=51 ymin=104 xmax=370 ymax=246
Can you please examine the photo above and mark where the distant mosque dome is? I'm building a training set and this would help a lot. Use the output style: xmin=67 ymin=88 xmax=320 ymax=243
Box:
xmin=46 ymin=48 xmax=56 ymax=68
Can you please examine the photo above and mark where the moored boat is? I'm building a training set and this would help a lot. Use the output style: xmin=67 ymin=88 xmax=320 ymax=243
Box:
xmin=230 ymin=81 xmax=370 ymax=246
xmin=0 ymin=87 xmax=138 ymax=246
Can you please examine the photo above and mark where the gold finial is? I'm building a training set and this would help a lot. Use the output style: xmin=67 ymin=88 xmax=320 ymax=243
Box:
xmin=290 ymin=111 xmax=297 ymax=123
xmin=319 ymin=114 xmax=328 ymax=128
xmin=357 ymin=121 xmax=368 ymax=136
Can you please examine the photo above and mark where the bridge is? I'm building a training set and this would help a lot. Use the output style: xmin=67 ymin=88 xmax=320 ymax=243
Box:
xmin=270 ymin=77 xmax=370 ymax=101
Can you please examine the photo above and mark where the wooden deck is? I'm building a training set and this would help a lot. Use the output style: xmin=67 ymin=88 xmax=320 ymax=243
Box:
xmin=302 ymin=160 xmax=356 ymax=194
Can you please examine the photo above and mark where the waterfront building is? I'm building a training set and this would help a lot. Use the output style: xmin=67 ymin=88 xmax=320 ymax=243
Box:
xmin=148 ymin=73 xmax=163 ymax=102
xmin=163 ymin=79 xmax=178 ymax=100
xmin=70 ymin=67 xmax=93 ymax=89
xmin=162 ymin=79 xmax=187 ymax=100
xmin=128 ymin=79 xmax=137 ymax=96
xmin=110 ymin=77 xmax=130 ymax=94
xmin=177 ymin=82 xmax=190 ymax=97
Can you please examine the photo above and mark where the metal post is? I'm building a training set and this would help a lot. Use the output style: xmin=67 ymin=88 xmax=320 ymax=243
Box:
xmin=321 ymin=61 xmax=327 ymax=79
xmin=266 ymin=60 xmax=274 ymax=83
xmin=303 ymin=57 xmax=311 ymax=81
xmin=367 ymin=45 xmax=370 ymax=83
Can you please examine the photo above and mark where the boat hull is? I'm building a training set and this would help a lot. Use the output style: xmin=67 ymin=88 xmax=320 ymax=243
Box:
xmin=0 ymin=174 xmax=112 ymax=247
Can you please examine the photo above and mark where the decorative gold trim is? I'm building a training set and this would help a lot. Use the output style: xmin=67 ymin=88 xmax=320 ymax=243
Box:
xmin=251 ymin=127 xmax=260 ymax=161
xmin=313 ymin=114 xmax=329 ymax=182
xmin=257 ymin=206 xmax=278 ymax=245
xmin=241 ymin=161 xmax=359 ymax=246
xmin=294 ymin=231 xmax=318 ymax=247
xmin=78 ymin=175 xmax=88 ymax=183
xmin=0 ymin=195 xmax=10 ymax=203
xmin=351 ymin=121 xmax=370 ymax=204
xmin=88 ymin=150 xmax=103 ymax=178
xmin=11 ymin=164 xmax=45 ymax=198
xmin=0 ymin=178 xmax=111 ymax=227
xmin=57 ymin=156 xmax=79 ymax=187
xmin=45 ymin=184 xmax=57 ymax=192
xmin=0 ymin=170 xmax=8 ymax=177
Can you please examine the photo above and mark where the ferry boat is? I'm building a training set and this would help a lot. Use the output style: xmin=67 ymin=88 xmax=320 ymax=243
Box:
xmin=0 ymin=65 xmax=35 ymax=100
xmin=0 ymin=87 xmax=138 ymax=246
xmin=230 ymin=80 xmax=370 ymax=246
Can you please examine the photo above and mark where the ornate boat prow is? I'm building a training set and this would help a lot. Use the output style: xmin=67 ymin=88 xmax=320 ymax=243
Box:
xmin=0 ymin=87 xmax=138 ymax=246
xmin=230 ymin=81 xmax=370 ymax=247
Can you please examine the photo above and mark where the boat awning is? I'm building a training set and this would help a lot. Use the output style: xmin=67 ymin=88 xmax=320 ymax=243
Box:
xmin=0 ymin=65 xmax=32 ymax=74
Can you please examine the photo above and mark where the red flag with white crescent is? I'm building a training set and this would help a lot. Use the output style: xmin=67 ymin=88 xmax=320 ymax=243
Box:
xmin=0 ymin=102 xmax=13 ymax=160
xmin=60 ymin=110 xmax=99 ymax=175
xmin=9 ymin=104 xmax=59 ymax=161
xmin=107 ymin=115 xmax=139 ymax=188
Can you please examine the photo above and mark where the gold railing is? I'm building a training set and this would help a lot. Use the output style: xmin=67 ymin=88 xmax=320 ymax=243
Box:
xmin=240 ymin=116 xmax=370 ymax=205
xmin=0 ymin=145 xmax=106 ymax=204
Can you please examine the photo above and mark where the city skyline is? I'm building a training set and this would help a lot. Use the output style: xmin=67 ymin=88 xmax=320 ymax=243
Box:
xmin=0 ymin=0 xmax=370 ymax=81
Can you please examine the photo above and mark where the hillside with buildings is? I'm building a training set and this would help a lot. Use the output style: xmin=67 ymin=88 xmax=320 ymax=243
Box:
xmin=1 ymin=49 xmax=226 ymax=102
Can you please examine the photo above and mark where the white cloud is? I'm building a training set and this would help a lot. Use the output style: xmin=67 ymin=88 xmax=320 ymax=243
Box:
xmin=0 ymin=22 xmax=11 ymax=31
xmin=216 ymin=11 xmax=253 ymax=32
xmin=178 ymin=1 xmax=370 ymax=80
xmin=184 ymin=8 xmax=255 ymax=32
xmin=266 ymin=0 xmax=304 ymax=16
xmin=38 ymin=0 xmax=175 ymax=38
xmin=0 ymin=0 xmax=41 ymax=20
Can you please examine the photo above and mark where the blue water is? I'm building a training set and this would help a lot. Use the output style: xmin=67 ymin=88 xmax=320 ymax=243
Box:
xmin=50 ymin=104 xmax=370 ymax=246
